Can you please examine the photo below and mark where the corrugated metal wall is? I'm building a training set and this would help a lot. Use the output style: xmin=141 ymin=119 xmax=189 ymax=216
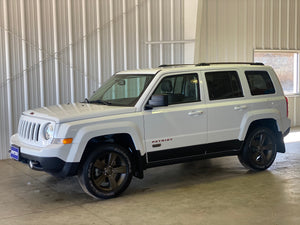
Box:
xmin=0 ymin=0 xmax=190 ymax=159
xmin=195 ymin=0 xmax=300 ymax=126
xmin=195 ymin=0 xmax=300 ymax=62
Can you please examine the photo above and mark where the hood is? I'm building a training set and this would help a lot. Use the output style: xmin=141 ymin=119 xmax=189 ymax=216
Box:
xmin=23 ymin=103 xmax=136 ymax=123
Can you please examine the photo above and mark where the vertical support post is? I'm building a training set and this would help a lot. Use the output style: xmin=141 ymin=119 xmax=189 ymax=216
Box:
xmin=109 ymin=0 xmax=115 ymax=75
xmin=170 ymin=0 xmax=175 ymax=64
xmin=37 ymin=0 xmax=45 ymax=106
xmin=82 ymin=0 xmax=88 ymax=98
xmin=135 ymin=0 xmax=140 ymax=69
xmin=96 ymin=0 xmax=102 ymax=88
xmin=122 ymin=0 xmax=128 ymax=97
xmin=252 ymin=0 xmax=256 ymax=49
xmin=295 ymin=0 xmax=297 ymax=49
xmin=3 ymin=0 xmax=13 ymax=147
xmin=20 ymin=0 xmax=29 ymax=110
xmin=270 ymin=0 xmax=273 ymax=49
xmin=109 ymin=0 xmax=115 ymax=99
xmin=159 ymin=0 xmax=163 ymax=65
xmin=147 ymin=0 xmax=152 ymax=68
xmin=122 ymin=0 xmax=127 ymax=71
xmin=261 ymin=0 xmax=265 ymax=49
xmin=68 ymin=0 xmax=75 ymax=102
xmin=286 ymin=0 xmax=289 ymax=49
xmin=278 ymin=0 xmax=282 ymax=49
xmin=52 ymin=0 xmax=60 ymax=104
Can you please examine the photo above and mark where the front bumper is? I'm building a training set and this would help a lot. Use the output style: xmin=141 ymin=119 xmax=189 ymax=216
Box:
xmin=10 ymin=134 xmax=79 ymax=177
xmin=18 ymin=153 xmax=79 ymax=177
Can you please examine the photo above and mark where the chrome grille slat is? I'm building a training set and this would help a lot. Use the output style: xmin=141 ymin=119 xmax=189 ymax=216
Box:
xmin=22 ymin=120 xmax=27 ymax=138
xmin=30 ymin=123 xmax=36 ymax=140
xmin=27 ymin=122 xmax=32 ymax=139
xmin=23 ymin=121 xmax=29 ymax=139
xmin=34 ymin=124 xmax=40 ymax=141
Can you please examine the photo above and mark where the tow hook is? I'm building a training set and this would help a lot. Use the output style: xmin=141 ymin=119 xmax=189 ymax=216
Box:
xmin=28 ymin=160 xmax=43 ymax=171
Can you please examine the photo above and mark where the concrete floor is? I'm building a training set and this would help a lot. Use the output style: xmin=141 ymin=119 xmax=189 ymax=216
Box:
xmin=0 ymin=129 xmax=300 ymax=225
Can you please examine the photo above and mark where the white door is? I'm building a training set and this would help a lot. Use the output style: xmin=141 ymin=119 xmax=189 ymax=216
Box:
xmin=143 ymin=73 xmax=207 ymax=162
xmin=204 ymin=70 xmax=248 ymax=143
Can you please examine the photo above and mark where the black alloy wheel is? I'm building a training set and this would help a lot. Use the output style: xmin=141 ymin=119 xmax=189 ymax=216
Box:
xmin=238 ymin=127 xmax=277 ymax=171
xmin=78 ymin=144 xmax=132 ymax=199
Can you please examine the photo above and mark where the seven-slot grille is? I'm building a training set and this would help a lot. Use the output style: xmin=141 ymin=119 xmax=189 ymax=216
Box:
xmin=18 ymin=119 xmax=41 ymax=142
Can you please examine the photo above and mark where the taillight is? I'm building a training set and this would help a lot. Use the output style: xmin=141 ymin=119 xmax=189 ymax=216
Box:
xmin=285 ymin=96 xmax=289 ymax=117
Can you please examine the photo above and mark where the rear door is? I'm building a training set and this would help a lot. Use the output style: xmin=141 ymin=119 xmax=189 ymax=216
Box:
xmin=204 ymin=70 xmax=248 ymax=146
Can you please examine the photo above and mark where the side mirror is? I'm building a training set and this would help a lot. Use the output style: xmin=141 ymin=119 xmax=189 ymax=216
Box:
xmin=145 ymin=95 xmax=168 ymax=110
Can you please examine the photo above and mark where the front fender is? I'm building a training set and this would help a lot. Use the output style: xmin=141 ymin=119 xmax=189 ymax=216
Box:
xmin=66 ymin=121 xmax=145 ymax=162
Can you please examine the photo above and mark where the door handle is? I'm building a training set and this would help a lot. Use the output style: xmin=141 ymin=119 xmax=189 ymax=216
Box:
xmin=234 ymin=105 xmax=248 ymax=110
xmin=188 ymin=111 xmax=203 ymax=116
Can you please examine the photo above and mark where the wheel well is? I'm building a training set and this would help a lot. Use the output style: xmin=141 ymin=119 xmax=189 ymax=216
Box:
xmin=79 ymin=133 xmax=144 ymax=178
xmin=247 ymin=119 xmax=279 ymax=135
xmin=245 ymin=118 xmax=285 ymax=153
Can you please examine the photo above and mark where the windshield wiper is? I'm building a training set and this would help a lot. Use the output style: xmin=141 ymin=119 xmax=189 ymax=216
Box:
xmin=80 ymin=98 xmax=90 ymax=103
xmin=89 ymin=100 xmax=112 ymax=105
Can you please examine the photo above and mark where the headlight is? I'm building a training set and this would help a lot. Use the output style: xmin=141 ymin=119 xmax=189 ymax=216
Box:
xmin=44 ymin=123 xmax=54 ymax=140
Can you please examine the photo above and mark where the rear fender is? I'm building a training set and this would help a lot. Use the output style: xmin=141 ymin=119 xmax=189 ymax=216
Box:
xmin=239 ymin=109 xmax=282 ymax=141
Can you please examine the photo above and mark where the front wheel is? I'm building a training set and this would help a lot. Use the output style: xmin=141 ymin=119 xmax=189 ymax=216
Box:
xmin=78 ymin=144 xmax=133 ymax=199
xmin=238 ymin=127 xmax=277 ymax=171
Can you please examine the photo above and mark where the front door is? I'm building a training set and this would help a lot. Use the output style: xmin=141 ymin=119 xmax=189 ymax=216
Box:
xmin=143 ymin=73 xmax=207 ymax=163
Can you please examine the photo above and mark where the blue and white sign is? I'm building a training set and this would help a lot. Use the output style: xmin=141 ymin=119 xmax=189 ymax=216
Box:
xmin=10 ymin=145 xmax=20 ymax=161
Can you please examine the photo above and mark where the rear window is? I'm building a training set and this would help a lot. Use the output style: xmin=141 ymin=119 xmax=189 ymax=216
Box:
xmin=205 ymin=71 xmax=243 ymax=100
xmin=245 ymin=71 xmax=275 ymax=95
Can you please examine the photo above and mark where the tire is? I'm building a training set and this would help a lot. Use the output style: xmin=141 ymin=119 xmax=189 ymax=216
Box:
xmin=78 ymin=144 xmax=133 ymax=199
xmin=238 ymin=127 xmax=277 ymax=171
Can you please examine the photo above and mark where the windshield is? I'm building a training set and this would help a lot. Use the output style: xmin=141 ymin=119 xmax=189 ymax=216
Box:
xmin=89 ymin=74 xmax=154 ymax=106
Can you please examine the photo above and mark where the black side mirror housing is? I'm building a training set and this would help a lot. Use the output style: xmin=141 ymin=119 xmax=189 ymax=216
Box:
xmin=145 ymin=95 xmax=168 ymax=110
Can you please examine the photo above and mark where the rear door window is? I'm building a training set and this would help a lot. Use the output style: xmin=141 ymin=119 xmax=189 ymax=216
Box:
xmin=205 ymin=71 xmax=243 ymax=100
xmin=245 ymin=71 xmax=275 ymax=95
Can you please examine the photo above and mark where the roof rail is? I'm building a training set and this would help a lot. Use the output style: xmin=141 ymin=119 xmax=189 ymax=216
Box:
xmin=158 ymin=64 xmax=194 ymax=67
xmin=195 ymin=62 xmax=264 ymax=66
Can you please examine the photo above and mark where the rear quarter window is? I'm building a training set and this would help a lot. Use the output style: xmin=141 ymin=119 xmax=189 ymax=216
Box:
xmin=245 ymin=71 xmax=275 ymax=95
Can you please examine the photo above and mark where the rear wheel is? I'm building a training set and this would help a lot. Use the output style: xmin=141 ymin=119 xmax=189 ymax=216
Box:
xmin=238 ymin=127 xmax=277 ymax=171
xmin=78 ymin=144 xmax=132 ymax=199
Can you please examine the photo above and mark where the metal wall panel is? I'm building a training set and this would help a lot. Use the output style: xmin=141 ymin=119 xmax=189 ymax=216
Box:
xmin=0 ymin=0 xmax=189 ymax=159
xmin=195 ymin=0 xmax=300 ymax=127
xmin=196 ymin=0 xmax=300 ymax=63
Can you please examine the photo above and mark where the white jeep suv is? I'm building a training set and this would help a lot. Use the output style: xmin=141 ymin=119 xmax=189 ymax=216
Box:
xmin=10 ymin=63 xmax=291 ymax=199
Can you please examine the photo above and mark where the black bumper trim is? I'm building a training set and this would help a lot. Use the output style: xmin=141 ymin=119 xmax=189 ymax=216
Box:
xmin=20 ymin=153 xmax=79 ymax=178
xmin=283 ymin=127 xmax=290 ymax=137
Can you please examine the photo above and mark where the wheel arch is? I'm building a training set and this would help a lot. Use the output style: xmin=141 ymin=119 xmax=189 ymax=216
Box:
xmin=78 ymin=133 xmax=145 ymax=179
xmin=239 ymin=109 xmax=283 ymax=141
xmin=246 ymin=119 xmax=279 ymax=136
xmin=240 ymin=118 xmax=286 ymax=153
